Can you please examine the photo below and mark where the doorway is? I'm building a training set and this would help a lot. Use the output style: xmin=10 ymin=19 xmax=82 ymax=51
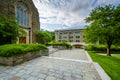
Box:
xmin=19 ymin=37 xmax=26 ymax=43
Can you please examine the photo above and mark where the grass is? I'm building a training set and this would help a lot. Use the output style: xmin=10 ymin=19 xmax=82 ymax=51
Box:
xmin=88 ymin=51 xmax=120 ymax=80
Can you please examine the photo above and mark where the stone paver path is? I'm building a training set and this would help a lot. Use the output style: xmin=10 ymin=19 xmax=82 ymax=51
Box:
xmin=49 ymin=49 xmax=89 ymax=61
xmin=48 ymin=46 xmax=59 ymax=54
xmin=0 ymin=49 xmax=102 ymax=80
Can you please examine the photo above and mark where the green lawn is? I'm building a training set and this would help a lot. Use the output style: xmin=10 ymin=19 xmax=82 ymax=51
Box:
xmin=88 ymin=51 xmax=120 ymax=80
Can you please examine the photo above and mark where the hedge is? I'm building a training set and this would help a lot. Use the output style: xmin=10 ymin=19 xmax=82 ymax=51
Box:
xmin=46 ymin=42 xmax=72 ymax=49
xmin=85 ymin=44 xmax=120 ymax=52
xmin=0 ymin=44 xmax=47 ymax=57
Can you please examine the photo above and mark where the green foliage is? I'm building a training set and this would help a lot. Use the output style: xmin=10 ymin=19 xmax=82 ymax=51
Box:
xmin=0 ymin=14 xmax=26 ymax=45
xmin=88 ymin=51 xmax=120 ymax=80
xmin=85 ymin=44 xmax=120 ymax=52
xmin=84 ymin=4 xmax=120 ymax=56
xmin=0 ymin=44 xmax=47 ymax=57
xmin=50 ymin=31 xmax=55 ymax=40
xmin=36 ymin=30 xmax=52 ymax=44
xmin=85 ymin=44 xmax=106 ymax=51
xmin=47 ymin=42 xmax=72 ymax=49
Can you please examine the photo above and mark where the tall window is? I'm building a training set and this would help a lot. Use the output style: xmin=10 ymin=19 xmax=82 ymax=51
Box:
xmin=59 ymin=36 xmax=62 ymax=39
xmin=16 ymin=3 xmax=30 ymax=27
xmin=56 ymin=32 xmax=58 ymax=35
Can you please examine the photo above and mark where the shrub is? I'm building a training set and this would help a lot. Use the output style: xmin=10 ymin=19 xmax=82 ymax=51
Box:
xmin=111 ymin=45 xmax=120 ymax=52
xmin=0 ymin=15 xmax=26 ymax=45
xmin=47 ymin=42 xmax=72 ymax=49
xmin=0 ymin=44 xmax=47 ymax=57
xmin=85 ymin=44 xmax=120 ymax=52
xmin=85 ymin=44 xmax=106 ymax=51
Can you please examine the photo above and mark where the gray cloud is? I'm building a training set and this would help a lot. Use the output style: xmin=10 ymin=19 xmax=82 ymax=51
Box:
xmin=33 ymin=0 xmax=120 ymax=31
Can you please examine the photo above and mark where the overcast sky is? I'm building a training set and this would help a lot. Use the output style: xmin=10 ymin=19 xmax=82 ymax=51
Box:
xmin=33 ymin=0 xmax=120 ymax=31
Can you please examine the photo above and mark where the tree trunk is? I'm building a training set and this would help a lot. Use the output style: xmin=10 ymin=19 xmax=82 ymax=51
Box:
xmin=106 ymin=36 xmax=113 ymax=56
xmin=107 ymin=44 xmax=111 ymax=56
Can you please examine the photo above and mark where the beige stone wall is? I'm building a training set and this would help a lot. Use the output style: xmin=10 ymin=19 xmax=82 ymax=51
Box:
xmin=0 ymin=0 xmax=40 ymax=43
xmin=55 ymin=29 xmax=84 ymax=43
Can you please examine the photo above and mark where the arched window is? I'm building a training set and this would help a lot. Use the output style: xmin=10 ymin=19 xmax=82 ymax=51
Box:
xmin=16 ymin=3 xmax=30 ymax=27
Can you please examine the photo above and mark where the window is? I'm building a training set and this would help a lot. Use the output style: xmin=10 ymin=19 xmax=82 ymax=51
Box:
xmin=69 ymin=40 xmax=73 ymax=42
xmin=69 ymin=36 xmax=73 ymax=38
xmin=76 ymin=40 xmax=80 ymax=42
xmin=75 ymin=32 xmax=80 ymax=34
xmin=56 ymin=32 xmax=58 ymax=35
xmin=64 ymin=32 xmax=67 ymax=34
xmin=63 ymin=36 xmax=67 ymax=39
xmin=59 ymin=36 xmax=62 ymax=39
xmin=76 ymin=36 xmax=80 ymax=38
xmin=16 ymin=3 xmax=30 ymax=27
xmin=69 ymin=32 xmax=73 ymax=34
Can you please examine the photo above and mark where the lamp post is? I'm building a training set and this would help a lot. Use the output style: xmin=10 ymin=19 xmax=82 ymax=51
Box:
xmin=28 ymin=27 xmax=31 ymax=43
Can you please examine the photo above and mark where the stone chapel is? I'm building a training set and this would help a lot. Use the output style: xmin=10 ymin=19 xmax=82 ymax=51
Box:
xmin=0 ymin=0 xmax=40 ymax=43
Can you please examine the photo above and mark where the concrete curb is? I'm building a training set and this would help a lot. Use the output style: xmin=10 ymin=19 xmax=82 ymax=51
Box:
xmin=84 ymin=51 xmax=93 ymax=62
xmin=93 ymin=62 xmax=111 ymax=80
xmin=85 ymin=51 xmax=111 ymax=80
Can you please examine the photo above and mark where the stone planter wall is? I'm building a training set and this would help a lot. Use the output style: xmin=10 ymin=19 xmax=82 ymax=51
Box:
xmin=53 ymin=46 xmax=68 ymax=50
xmin=0 ymin=49 xmax=48 ymax=66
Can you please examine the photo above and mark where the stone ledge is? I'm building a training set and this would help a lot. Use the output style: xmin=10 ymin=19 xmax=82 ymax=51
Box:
xmin=53 ymin=46 xmax=68 ymax=50
xmin=85 ymin=51 xmax=111 ymax=80
xmin=0 ymin=49 xmax=49 ymax=66
xmin=93 ymin=62 xmax=111 ymax=80
xmin=84 ymin=51 xmax=93 ymax=62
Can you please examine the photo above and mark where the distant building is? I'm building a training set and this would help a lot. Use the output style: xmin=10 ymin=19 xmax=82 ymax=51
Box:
xmin=0 ymin=0 xmax=40 ymax=43
xmin=55 ymin=28 xmax=85 ymax=48
xmin=55 ymin=28 xmax=84 ymax=43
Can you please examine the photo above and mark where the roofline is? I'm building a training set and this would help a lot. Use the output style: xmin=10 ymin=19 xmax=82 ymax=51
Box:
xmin=55 ymin=28 xmax=84 ymax=32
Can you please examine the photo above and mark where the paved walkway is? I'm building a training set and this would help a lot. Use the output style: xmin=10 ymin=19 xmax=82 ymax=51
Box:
xmin=49 ymin=49 xmax=89 ymax=61
xmin=0 ymin=48 xmax=106 ymax=80
xmin=48 ymin=46 xmax=59 ymax=54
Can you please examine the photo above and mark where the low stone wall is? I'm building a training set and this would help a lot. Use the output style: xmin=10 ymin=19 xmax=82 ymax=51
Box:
xmin=52 ymin=46 xmax=67 ymax=50
xmin=0 ymin=49 xmax=49 ymax=66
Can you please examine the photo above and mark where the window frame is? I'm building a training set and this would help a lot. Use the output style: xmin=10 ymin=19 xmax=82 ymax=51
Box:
xmin=16 ymin=3 xmax=30 ymax=27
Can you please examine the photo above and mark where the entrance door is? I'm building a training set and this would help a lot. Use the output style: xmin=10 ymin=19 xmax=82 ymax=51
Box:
xmin=19 ymin=37 xmax=26 ymax=43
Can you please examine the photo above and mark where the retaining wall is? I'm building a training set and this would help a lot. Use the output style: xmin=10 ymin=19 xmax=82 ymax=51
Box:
xmin=0 ymin=49 xmax=48 ymax=66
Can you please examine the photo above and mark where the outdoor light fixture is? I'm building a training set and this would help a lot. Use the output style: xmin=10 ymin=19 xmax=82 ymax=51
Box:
xmin=28 ymin=27 xmax=31 ymax=43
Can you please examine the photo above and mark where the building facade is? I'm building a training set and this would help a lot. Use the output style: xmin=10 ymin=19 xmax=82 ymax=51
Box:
xmin=55 ymin=29 xmax=84 ymax=43
xmin=0 ymin=0 xmax=40 ymax=43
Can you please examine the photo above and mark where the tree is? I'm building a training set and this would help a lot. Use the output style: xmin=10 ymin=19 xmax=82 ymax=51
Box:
xmin=36 ymin=30 xmax=52 ymax=44
xmin=84 ymin=4 xmax=120 ymax=56
xmin=0 ymin=15 xmax=25 ymax=45
xmin=43 ymin=31 xmax=52 ymax=44
xmin=50 ymin=31 xmax=55 ymax=40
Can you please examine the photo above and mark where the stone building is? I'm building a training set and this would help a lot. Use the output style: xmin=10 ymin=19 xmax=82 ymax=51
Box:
xmin=0 ymin=0 xmax=40 ymax=43
xmin=55 ymin=28 xmax=84 ymax=42
xmin=55 ymin=28 xmax=85 ymax=48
